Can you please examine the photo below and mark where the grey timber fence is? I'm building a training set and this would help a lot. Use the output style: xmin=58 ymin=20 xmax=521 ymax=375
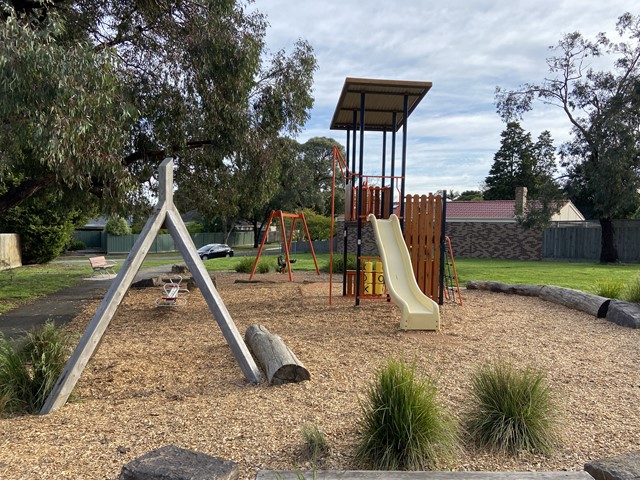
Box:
xmin=543 ymin=220 xmax=640 ymax=262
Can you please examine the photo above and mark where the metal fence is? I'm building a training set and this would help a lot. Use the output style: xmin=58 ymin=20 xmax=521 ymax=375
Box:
xmin=73 ymin=230 xmax=254 ymax=254
xmin=543 ymin=220 xmax=640 ymax=262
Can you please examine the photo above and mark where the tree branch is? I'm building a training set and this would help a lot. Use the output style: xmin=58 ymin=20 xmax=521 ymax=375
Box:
xmin=0 ymin=173 xmax=56 ymax=212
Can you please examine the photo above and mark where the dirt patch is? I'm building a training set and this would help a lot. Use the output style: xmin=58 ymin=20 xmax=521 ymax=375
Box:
xmin=1 ymin=271 xmax=639 ymax=479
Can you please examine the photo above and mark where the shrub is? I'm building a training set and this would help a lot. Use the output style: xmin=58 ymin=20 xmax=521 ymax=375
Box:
xmin=257 ymin=258 xmax=272 ymax=273
xmin=0 ymin=322 xmax=71 ymax=415
xmin=303 ymin=209 xmax=332 ymax=240
xmin=355 ymin=358 xmax=457 ymax=470
xmin=622 ymin=276 xmax=640 ymax=303
xmin=329 ymin=254 xmax=357 ymax=273
xmin=235 ymin=256 xmax=255 ymax=273
xmin=185 ymin=221 xmax=204 ymax=234
xmin=592 ymin=278 xmax=624 ymax=299
xmin=301 ymin=423 xmax=329 ymax=460
xmin=67 ymin=238 xmax=86 ymax=251
xmin=0 ymin=201 xmax=78 ymax=264
xmin=104 ymin=215 xmax=131 ymax=236
xmin=466 ymin=361 xmax=558 ymax=455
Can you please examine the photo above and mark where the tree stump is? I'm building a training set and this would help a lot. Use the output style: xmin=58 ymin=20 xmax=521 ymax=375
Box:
xmin=245 ymin=325 xmax=310 ymax=385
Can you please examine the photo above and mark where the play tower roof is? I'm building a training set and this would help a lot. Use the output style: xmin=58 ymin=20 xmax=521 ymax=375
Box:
xmin=329 ymin=77 xmax=432 ymax=132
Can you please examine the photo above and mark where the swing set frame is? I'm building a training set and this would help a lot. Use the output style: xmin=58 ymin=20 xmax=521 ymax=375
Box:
xmin=249 ymin=210 xmax=320 ymax=281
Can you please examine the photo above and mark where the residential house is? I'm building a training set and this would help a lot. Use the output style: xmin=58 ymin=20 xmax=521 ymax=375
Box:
xmin=446 ymin=187 xmax=585 ymax=260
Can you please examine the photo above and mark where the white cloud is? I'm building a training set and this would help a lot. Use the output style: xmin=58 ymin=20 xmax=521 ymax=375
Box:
xmin=257 ymin=0 xmax=631 ymax=192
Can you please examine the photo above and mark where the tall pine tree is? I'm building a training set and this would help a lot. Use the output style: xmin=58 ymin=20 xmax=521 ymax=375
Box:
xmin=484 ymin=122 xmax=557 ymax=200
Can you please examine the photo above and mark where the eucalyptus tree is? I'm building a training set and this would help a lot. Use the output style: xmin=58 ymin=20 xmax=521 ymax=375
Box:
xmin=0 ymin=0 xmax=316 ymax=213
xmin=495 ymin=12 xmax=640 ymax=262
xmin=1 ymin=0 xmax=316 ymax=261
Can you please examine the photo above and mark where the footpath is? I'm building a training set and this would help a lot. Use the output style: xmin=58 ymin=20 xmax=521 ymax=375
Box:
xmin=0 ymin=265 xmax=174 ymax=340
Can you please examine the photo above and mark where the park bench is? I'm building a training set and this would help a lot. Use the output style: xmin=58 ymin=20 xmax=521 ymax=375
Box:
xmin=89 ymin=256 xmax=117 ymax=275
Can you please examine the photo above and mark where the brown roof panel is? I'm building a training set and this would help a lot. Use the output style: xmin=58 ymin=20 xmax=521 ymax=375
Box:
xmin=446 ymin=201 xmax=516 ymax=219
xmin=330 ymin=77 xmax=432 ymax=132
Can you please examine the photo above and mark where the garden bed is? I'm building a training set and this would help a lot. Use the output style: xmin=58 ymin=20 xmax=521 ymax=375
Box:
xmin=0 ymin=272 xmax=638 ymax=479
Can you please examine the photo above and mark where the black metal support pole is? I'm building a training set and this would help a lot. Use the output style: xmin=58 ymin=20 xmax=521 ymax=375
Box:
xmin=400 ymin=94 xmax=408 ymax=230
xmin=390 ymin=112 xmax=397 ymax=215
xmin=351 ymin=111 xmax=357 ymax=175
xmin=381 ymin=128 xmax=387 ymax=187
xmin=381 ymin=127 xmax=387 ymax=218
xmin=439 ymin=191 xmax=447 ymax=305
xmin=355 ymin=93 xmax=365 ymax=306
xmin=343 ymin=129 xmax=350 ymax=297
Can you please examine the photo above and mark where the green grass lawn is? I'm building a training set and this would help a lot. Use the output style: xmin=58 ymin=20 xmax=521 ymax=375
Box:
xmin=0 ymin=254 xmax=188 ymax=314
xmin=202 ymin=252 xmax=331 ymax=272
xmin=2 ymin=251 xmax=639 ymax=315
xmin=453 ymin=258 xmax=640 ymax=293
xmin=0 ymin=263 xmax=90 ymax=314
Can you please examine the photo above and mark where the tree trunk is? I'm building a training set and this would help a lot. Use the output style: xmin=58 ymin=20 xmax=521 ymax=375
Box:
xmin=245 ymin=324 xmax=310 ymax=385
xmin=252 ymin=219 xmax=260 ymax=248
xmin=599 ymin=217 xmax=618 ymax=263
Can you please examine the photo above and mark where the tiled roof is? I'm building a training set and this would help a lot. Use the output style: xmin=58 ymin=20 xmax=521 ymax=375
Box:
xmin=446 ymin=200 xmax=516 ymax=219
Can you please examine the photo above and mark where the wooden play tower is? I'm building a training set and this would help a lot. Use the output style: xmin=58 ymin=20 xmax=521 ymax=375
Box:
xmin=328 ymin=78 xmax=446 ymax=305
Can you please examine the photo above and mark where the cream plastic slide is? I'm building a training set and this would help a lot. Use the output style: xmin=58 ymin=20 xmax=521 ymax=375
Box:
xmin=367 ymin=214 xmax=440 ymax=331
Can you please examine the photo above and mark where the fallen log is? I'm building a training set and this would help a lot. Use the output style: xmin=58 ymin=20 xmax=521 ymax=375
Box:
xmin=466 ymin=281 xmax=610 ymax=318
xmin=538 ymin=286 xmax=609 ymax=318
xmin=466 ymin=280 xmax=543 ymax=297
xmin=245 ymin=324 xmax=310 ymax=385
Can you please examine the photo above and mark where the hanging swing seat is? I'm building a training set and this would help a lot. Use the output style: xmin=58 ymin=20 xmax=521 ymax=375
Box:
xmin=277 ymin=255 xmax=296 ymax=273
xmin=156 ymin=275 xmax=189 ymax=307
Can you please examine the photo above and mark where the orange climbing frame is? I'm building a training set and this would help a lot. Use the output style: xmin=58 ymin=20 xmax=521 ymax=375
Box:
xmin=249 ymin=210 xmax=320 ymax=281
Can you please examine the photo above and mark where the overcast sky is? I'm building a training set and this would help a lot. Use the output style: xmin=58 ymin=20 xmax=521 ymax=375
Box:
xmin=255 ymin=1 xmax=632 ymax=195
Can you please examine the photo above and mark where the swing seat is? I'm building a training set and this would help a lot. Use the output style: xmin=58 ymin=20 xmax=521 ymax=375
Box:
xmin=277 ymin=255 xmax=297 ymax=273
xmin=156 ymin=276 xmax=188 ymax=307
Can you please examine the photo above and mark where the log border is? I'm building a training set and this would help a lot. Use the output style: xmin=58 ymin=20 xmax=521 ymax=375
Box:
xmin=466 ymin=280 xmax=640 ymax=329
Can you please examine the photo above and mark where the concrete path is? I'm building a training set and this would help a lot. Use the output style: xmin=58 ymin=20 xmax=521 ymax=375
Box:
xmin=0 ymin=265 xmax=176 ymax=340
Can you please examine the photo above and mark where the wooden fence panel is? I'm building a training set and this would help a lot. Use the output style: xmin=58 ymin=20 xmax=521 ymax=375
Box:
xmin=403 ymin=194 xmax=443 ymax=301
xmin=349 ymin=185 xmax=394 ymax=220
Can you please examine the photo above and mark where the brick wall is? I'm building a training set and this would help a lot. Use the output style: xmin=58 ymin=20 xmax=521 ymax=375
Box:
xmin=445 ymin=222 xmax=543 ymax=260
xmin=335 ymin=221 xmax=380 ymax=257
xmin=336 ymin=220 xmax=543 ymax=261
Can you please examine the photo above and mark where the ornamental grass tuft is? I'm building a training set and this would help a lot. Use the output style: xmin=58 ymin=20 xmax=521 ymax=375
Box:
xmin=591 ymin=278 xmax=624 ymax=299
xmin=622 ymin=276 xmax=640 ymax=303
xmin=0 ymin=322 xmax=71 ymax=415
xmin=466 ymin=361 xmax=559 ymax=455
xmin=355 ymin=358 xmax=457 ymax=470
xmin=301 ymin=423 xmax=329 ymax=460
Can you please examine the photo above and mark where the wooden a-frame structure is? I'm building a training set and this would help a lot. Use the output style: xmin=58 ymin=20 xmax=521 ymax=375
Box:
xmin=40 ymin=158 xmax=261 ymax=414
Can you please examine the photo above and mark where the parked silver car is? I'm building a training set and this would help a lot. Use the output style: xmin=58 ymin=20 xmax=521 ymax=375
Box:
xmin=197 ymin=243 xmax=234 ymax=260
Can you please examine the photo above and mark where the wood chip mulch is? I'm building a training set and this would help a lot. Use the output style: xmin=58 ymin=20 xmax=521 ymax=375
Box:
xmin=1 ymin=271 xmax=639 ymax=479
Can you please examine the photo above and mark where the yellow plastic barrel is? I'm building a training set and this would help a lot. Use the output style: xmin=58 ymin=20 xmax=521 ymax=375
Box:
xmin=375 ymin=261 xmax=384 ymax=295
xmin=364 ymin=261 xmax=373 ymax=295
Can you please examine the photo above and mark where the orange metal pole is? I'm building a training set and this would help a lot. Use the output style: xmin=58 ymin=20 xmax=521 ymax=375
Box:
xmin=300 ymin=212 xmax=320 ymax=275
xmin=278 ymin=211 xmax=293 ymax=281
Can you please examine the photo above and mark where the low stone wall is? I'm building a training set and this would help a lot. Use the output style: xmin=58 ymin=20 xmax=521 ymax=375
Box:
xmin=0 ymin=233 xmax=21 ymax=270
xmin=446 ymin=222 xmax=543 ymax=261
